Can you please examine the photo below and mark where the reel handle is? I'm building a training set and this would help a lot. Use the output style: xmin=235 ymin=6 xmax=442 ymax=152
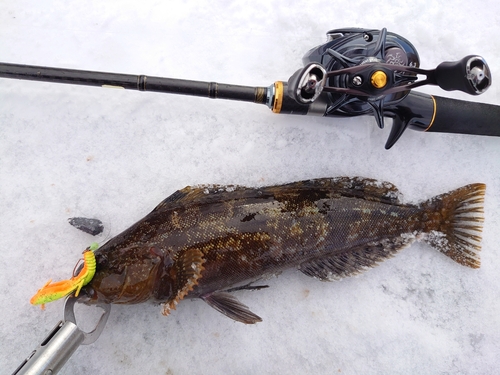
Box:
xmin=434 ymin=55 xmax=491 ymax=95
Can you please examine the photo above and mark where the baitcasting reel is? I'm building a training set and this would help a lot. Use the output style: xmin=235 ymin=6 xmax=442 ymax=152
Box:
xmin=0 ymin=27 xmax=498 ymax=148
xmin=282 ymin=28 xmax=492 ymax=148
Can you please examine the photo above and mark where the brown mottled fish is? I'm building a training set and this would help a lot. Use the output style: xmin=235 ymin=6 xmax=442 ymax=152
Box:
xmin=79 ymin=177 xmax=485 ymax=324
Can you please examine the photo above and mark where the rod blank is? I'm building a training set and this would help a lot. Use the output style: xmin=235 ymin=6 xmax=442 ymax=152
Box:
xmin=0 ymin=62 xmax=268 ymax=104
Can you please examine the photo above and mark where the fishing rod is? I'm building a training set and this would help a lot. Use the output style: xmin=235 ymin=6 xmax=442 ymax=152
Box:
xmin=1 ymin=27 xmax=499 ymax=149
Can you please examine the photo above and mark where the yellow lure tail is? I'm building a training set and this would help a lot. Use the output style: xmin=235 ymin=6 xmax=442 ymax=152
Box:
xmin=30 ymin=245 xmax=97 ymax=309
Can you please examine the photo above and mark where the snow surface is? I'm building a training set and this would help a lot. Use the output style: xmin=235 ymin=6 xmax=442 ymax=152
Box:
xmin=1 ymin=1 xmax=500 ymax=374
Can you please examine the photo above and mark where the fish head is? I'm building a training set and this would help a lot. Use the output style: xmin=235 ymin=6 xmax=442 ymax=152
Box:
xmin=80 ymin=245 xmax=175 ymax=305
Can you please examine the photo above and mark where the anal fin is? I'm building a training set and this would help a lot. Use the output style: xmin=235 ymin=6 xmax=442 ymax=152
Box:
xmin=299 ymin=236 xmax=416 ymax=281
xmin=161 ymin=248 xmax=205 ymax=316
xmin=201 ymin=292 xmax=262 ymax=324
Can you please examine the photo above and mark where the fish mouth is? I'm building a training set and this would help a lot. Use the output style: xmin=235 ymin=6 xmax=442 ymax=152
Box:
xmin=77 ymin=285 xmax=99 ymax=304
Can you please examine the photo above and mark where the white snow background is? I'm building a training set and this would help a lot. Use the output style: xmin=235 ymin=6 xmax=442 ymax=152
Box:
xmin=1 ymin=1 xmax=499 ymax=374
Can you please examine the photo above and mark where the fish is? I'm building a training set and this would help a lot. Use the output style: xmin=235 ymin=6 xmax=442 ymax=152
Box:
xmin=78 ymin=177 xmax=485 ymax=324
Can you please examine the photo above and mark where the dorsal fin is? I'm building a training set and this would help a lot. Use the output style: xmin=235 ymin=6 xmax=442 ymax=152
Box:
xmin=329 ymin=176 xmax=402 ymax=204
xmin=152 ymin=184 xmax=246 ymax=212
xmin=278 ymin=177 xmax=403 ymax=205
xmin=153 ymin=177 xmax=402 ymax=213
xmin=299 ymin=235 xmax=416 ymax=281
xmin=152 ymin=186 xmax=201 ymax=211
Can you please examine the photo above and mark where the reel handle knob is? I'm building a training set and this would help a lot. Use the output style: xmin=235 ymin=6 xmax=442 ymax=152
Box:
xmin=434 ymin=55 xmax=491 ymax=95
xmin=287 ymin=63 xmax=327 ymax=104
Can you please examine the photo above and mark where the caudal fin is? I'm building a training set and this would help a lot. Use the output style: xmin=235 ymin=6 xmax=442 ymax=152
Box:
xmin=423 ymin=183 xmax=486 ymax=268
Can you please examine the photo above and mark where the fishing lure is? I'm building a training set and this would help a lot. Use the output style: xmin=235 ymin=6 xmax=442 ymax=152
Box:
xmin=32 ymin=177 xmax=486 ymax=324
xmin=30 ymin=243 xmax=98 ymax=309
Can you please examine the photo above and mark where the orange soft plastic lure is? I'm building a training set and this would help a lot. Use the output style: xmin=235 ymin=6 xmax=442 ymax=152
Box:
xmin=30 ymin=243 xmax=98 ymax=309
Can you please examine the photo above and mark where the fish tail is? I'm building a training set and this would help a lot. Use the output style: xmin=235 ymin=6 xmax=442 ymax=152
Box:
xmin=422 ymin=183 xmax=486 ymax=268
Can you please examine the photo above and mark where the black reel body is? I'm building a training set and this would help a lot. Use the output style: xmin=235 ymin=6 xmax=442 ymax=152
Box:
xmin=303 ymin=28 xmax=419 ymax=118
xmin=288 ymin=27 xmax=492 ymax=148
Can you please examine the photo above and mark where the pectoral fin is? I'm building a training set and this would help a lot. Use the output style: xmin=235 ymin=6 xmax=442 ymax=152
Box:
xmin=201 ymin=292 xmax=262 ymax=324
xmin=161 ymin=248 xmax=206 ymax=316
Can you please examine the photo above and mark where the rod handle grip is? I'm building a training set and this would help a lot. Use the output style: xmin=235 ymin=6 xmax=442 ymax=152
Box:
xmin=428 ymin=95 xmax=500 ymax=136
